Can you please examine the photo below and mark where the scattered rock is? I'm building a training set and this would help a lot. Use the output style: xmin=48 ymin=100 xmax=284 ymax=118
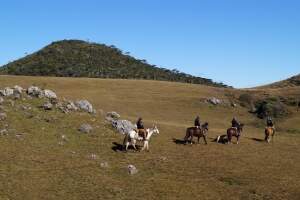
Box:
xmin=112 ymin=119 xmax=136 ymax=134
xmin=76 ymin=100 xmax=95 ymax=113
xmin=43 ymin=102 xmax=53 ymax=110
xmin=106 ymin=111 xmax=121 ymax=122
xmin=128 ymin=165 xmax=138 ymax=175
xmin=27 ymin=86 xmax=42 ymax=97
xmin=79 ymin=124 xmax=93 ymax=133
xmin=0 ymin=97 xmax=4 ymax=105
xmin=13 ymin=85 xmax=23 ymax=94
xmin=100 ymin=162 xmax=109 ymax=168
xmin=43 ymin=89 xmax=57 ymax=99
xmin=66 ymin=101 xmax=78 ymax=111
xmin=207 ymin=97 xmax=222 ymax=105
xmin=231 ymin=103 xmax=237 ymax=107
xmin=0 ymin=113 xmax=7 ymax=121
xmin=0 ymin=87 xmax=14 ymax=97
xmin=0 ymin=129 xmax=8 ymax=135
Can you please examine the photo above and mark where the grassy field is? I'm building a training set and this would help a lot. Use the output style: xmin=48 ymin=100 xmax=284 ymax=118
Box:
xmin=0 ymin=75 xmax=299 ymax=200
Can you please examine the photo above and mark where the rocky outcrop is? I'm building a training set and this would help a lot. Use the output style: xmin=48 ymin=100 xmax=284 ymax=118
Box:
xmin=112 ymin=119 xmax=136 ymax=134
xmin=105 ymin=111 xmax=121 ymax=122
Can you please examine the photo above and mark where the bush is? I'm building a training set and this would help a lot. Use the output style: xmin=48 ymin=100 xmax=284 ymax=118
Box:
xmin=254 ymin=99 xmax=289 ymax=119
xmin=238 ymin=93 xmax=255 ymax=109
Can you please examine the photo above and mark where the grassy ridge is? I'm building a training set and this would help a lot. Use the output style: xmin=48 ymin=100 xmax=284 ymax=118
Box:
xmin=0 ymin=40 xmax=228 ymax=87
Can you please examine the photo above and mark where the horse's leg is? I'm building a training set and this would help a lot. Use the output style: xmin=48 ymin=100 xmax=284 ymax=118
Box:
xmin=203 ymin=135 xmax=208 ymax=145
xmin=125 ymin=142 xmax=129 ymax=151
xmin=190 ymin=134 xmax=193 ymax=144
xmin=197 ymin=136 xmax=200 ymax=144
xmin=236 ymin=135 xmax=239 ymax=144
xmin=132 ymin=140 xmax=137 ymax=151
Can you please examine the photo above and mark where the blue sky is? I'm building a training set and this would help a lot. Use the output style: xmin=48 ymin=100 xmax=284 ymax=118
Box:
xmin=0 ymin=0 xmax=299 ymax=88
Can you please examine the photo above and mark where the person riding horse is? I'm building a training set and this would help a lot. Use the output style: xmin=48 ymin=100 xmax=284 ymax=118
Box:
xmin=136 ymin=117 xmax=147 ymax=140
xmin=265 ymin=116 xmax=275 ymax=142
xmin=266 ymin=117 xmax=274 ymax=128
xmin=194 ymin=116 xmax=201 ymax=129
xmin=231 ymin=117 xmax=239 ymax=128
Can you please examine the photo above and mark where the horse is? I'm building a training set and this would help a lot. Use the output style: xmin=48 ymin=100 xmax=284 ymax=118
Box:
xmin=184 ymin=122 xmax=209 ymax=144
xmin=226 ymin=123 xmax=244 ymax=144
xmin=123 ymin=129 xmax=143 ymax=151
xmin=141 ymin=125 xmax=159 ymax=151
xmin=265 ymin=127 xmax=275 ymax=143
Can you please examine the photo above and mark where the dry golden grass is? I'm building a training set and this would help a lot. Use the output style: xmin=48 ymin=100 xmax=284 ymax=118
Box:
xmin=0 ymin=75 xmax=299 ymax=200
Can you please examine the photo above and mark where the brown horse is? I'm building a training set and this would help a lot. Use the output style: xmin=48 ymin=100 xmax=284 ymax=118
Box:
xmin=227 ymin=123 xmax=244 ymax=144
xmin=265 ymin=127 xmax=275 ymax=143
xmin=184 ymin=122 xmax=209 ymax=144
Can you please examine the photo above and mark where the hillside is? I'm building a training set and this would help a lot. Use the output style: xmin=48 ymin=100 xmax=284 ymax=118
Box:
xmin=258 ymin=74 xmax=300 ymax=88
xmin=0 ymin=40 xmax=228 ymax=87
xmin=0 ymin=75 xmax=299 ymax=200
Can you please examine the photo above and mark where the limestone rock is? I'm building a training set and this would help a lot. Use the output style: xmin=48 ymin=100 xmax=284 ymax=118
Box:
xmin=78 ymin=124 xmax=93 ymax=133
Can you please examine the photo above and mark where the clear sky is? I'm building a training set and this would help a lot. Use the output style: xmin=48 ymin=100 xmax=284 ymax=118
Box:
xmin=0 ymin=0 xmax=299 ymax=88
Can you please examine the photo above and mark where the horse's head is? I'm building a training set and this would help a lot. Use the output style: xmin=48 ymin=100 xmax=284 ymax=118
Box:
xmin=152 ymin=125 xmax=159 ymax=135
xmin=238 ymin=123 xmax=244 ymax=132
xmin=202 ymin=122 xmax=209 ymax=131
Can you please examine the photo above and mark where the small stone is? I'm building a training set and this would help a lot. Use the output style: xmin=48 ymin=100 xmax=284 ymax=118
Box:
xmin=0 ymin=113 xmax=7 ymax=121
xmin=43 ymin=102 xmax=53 ymax=110
xmin=100 ymin=162 xmax=109 ymax=168
xmin=76 ymin=100 xmax=95 ymax=113
xmin=0 ymin=129 xmax=8 ymax=135
xmin=43 ymin=89 xmax=57 ymax=99
xmin=128 ymin=164 xmax=138 ymax=175
xmin=78 ymin=124 xmax=93 ymax=133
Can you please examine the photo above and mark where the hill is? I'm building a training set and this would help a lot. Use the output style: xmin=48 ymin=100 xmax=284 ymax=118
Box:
xmin=0 ymin=40 xmax=228 ymax=87
xmin=0 ymin=75 xmax=299 ymax=199
xmin=258 ymin=74 xmax=300 ymax=88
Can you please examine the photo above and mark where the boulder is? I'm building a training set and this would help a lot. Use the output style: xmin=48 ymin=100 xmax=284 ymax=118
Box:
xmin=112 ymin=119 xmax=136 ymax=134
xmin=127 ymin=165 xmax=138 ymax=175
xmin=43 ymin=89 xmax=57 ymax=99
xmin=66 ymin=101 xmax=78 ymax=111
xmin=207 ymin=97 xmax=222 ymax=105
xmin=76 ymin=100 xmax=95 ymax=113
xmin=0 ymin=87 xmax=14 ymax=97
xmin=27 ymin=86 xmax=42 ymax=97
xmin=0 ymin=113 xmax=7 ymax=121
xmin=106 ymin=111 xmax=121 ymax=122
xmin=78 ymin=124 xmax=93 ymax=133
xmin=43 ymin=102 xmax=53 ymax=110
xmin=13 ymin=85 xmax=23 ymax=94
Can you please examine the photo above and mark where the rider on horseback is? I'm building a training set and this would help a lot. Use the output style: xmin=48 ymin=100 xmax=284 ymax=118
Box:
xmin=136 ymin=117 xmax=147 ymax=140
xmin=266 ymin=116 xmax=275 ymax=130
xmin=194 ymin=116 xmax=201 ymax=129
xmin=231 ymin=117 xmax=240 ymax=133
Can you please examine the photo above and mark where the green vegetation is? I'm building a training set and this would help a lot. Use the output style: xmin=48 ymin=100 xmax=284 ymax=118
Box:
xmin=0 ymin=40 xmax=228 ymax=87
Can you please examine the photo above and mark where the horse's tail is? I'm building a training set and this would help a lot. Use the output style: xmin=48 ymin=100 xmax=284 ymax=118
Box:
xmin=184 ymin=128 xmax=190 ymax=141
xmin=123 ymin=133 xmax=129 ymax=146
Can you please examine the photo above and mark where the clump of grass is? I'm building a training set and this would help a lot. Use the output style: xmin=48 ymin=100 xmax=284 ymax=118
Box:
xmin=219 ymin=177 xmax=244 ymax=186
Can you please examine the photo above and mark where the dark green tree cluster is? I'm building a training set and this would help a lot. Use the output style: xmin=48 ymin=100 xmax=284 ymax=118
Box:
xmin=0 ymin=40 xmax=228 ymax=87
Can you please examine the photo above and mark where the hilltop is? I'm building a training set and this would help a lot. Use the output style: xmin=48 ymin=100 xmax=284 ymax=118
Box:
xmin=0 ymin=40 xmax=228 ymax=87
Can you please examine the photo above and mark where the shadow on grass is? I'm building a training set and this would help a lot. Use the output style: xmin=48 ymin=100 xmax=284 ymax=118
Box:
xmin=172 ymin=138 xmax=186 ymax=145
xmin=111 ymin=142 xmax=142 ymax=152
xmin=246 ymin=137 xmax=265 ymax=142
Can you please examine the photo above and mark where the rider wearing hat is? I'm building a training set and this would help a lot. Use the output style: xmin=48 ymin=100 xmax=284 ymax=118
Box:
xmin=194 ymin=116 xmax=201 ymax=129
xmin=266 ymin=116 xmax=274 ymax=128
xmin=136 ymin=117 xmax=147 ymax=140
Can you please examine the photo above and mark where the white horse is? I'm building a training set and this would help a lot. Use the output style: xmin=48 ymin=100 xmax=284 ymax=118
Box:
xmin=123 ymin=129 xmax=143 ymax=151
xmin=141 ymin=125 xmax=159 ymax=151
xmin=123 ymin=125 xmax=159 ymax=152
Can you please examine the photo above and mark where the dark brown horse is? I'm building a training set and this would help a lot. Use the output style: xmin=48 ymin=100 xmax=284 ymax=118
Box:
xmin=184 ymin=122 xmax=209 ymax=144
xmin=265 ymin=127 xmax=275 ymax=143
xmin=227 ymin=123 xmax=244 ymax=144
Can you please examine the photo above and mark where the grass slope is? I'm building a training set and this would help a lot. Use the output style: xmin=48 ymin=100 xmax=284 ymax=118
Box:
xmin=0 ymin=75 xmax=299 ymax=200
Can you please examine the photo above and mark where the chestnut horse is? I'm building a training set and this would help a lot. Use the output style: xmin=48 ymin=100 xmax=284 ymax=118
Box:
xmin=227 ymin=123 xmax=244 ymax=144
xmin=184 ymin=122 xmax=209 ymax=144
xmin=265 ymin=127 xmax=275 ymax=143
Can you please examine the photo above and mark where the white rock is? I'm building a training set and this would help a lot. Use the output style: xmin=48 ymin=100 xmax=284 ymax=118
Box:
xmin=207 ymin=97 xmax=222 ymax=105
xmin=128 ymin=165 xmax=138 ymax=175
xmin=27 ymin=86 xmax=42 ymax=97
xmin=76 ymin=100 xmax=95 ymax=113
xmin=43 ymin=89 xmax=57 ymax=99
xmin=0 ymin=87 xmax=14 ymax=96
xmin=13 ymin=85 xmax=23 ymax=94
xmin=0 ymin=113 xmax=7 ymax=121
xmin=43 ymin=102 xmax=53 ymax=110
xmin=0 ymin=97 xmax=4 ymax=105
